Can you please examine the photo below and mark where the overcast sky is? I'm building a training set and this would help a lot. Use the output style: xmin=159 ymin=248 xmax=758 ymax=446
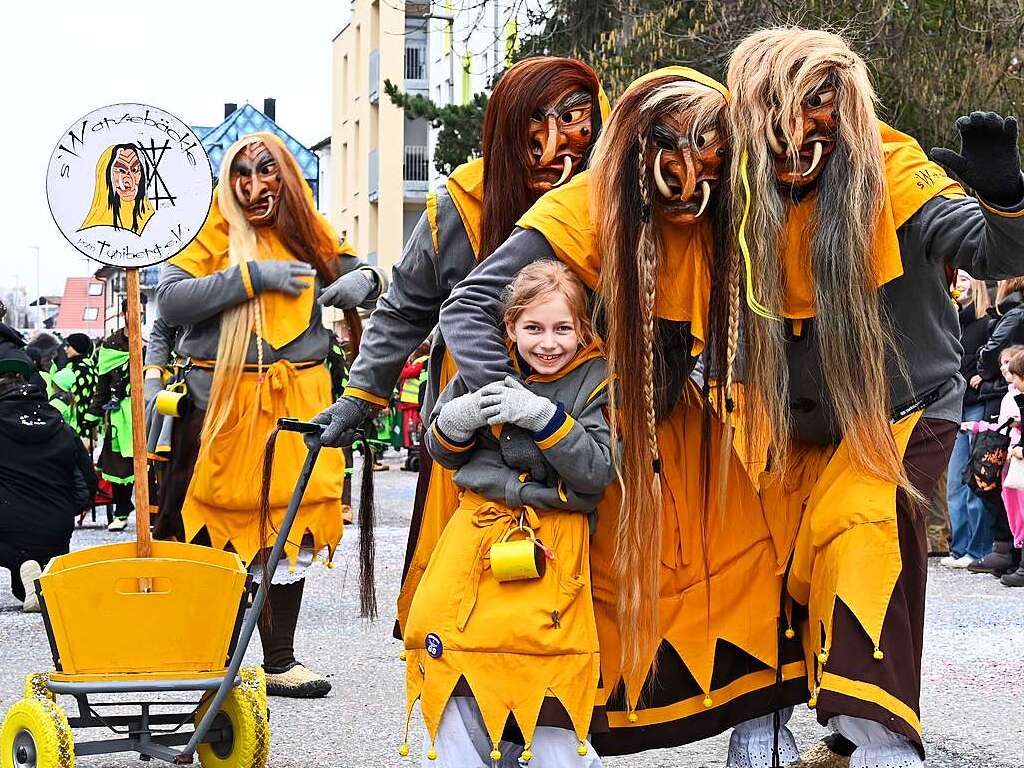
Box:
xmin=0 ymin=1 xmax=349 ymax=296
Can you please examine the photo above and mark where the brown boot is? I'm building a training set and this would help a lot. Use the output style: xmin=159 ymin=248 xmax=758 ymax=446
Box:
xmin=967 ymin=541 xmax=1014 ymax=575
xmin=1000 ymin=564 xmax=1024 ymax=586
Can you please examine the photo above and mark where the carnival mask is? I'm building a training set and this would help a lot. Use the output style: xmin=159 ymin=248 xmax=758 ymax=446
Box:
xmin=528 ymin=88 xmax=595 ymax=194
xmin=111 ymin=148 xmax=143 ymax=202
xmin=646 ymin=110 xmax=726 ymax=225
xmin=769 ymin=80 xmax=838 ymax=188
xmin=230 ymin=139 xmax=282 ymax=227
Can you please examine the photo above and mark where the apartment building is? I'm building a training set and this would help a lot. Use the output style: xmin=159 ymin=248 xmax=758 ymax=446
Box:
xmin=330 ymin=0 xmax=535 ymax=274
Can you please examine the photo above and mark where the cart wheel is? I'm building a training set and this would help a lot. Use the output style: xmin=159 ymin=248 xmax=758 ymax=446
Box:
xmin=238 ymin=667 xmax=267 ymax=705
xmin=0 ymin=698 xmax=74 ymax=768
xmin=195 ymin=686 xmax=269 ymax=768
xmin=22 ymin=676 xmax=54 ymax=703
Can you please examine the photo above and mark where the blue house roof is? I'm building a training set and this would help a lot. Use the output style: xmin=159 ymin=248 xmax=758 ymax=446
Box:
xmin=192 ymin=104 xmax=319 ymax=203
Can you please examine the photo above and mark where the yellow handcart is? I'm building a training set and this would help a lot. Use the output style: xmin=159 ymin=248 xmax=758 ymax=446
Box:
xmin=1 ymin=418 xmax=324 ymax=768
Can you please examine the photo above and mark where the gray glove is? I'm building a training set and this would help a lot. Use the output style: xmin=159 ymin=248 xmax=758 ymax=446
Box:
xmin=435 ymin=381 xmax=506 ymax=441
xmin=480 ymin=376 xmax=557 ymax=432
xmin=143 ymin=377 xmax=162 ymax=411
xmin=318 ymin=268 xmax=379 ymax=309
xmin=311 ymin=395 xmax=377 ymax=447
xmin=251 ymin=260 xmax=315 ymax=297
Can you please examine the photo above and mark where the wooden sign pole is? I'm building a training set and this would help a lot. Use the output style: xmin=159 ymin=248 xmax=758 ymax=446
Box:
xmin=125 ymin=268 xmax=152 ymax=580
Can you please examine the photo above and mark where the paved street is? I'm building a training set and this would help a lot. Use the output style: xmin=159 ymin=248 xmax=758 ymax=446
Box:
xmin=1 ymin=451 xmax=1022 ymax=767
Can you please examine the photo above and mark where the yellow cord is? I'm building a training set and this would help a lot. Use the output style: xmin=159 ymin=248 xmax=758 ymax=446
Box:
xmin=737 ymin=150 xmax=781 ymax=321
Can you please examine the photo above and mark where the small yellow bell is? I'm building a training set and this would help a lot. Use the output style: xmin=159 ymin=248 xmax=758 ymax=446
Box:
xmin=490 ymin=748 xmax=502 ymax=761
xmin=627 ymin=711 xmax=639 ymax=723
xmin=427 ymin=748 xmax=438 ymax=760
xmin=577 ymin=743 xmax=588 ymax=756
xmin=399 ymin=650 xmax=407 ymax=661
xmin=784 ymin=627 xmax=795 ymax=640
xmin=817 ymin=650 xmax=828 ymax=664
xmin=703 ymin=695 xmax=713 ymax=708
xmin=873 ymin=648 xmax=885 ymax=661
xmin=808 ymin=695 xmax=817 ymax=708
xmin=521 ymin=748 xmax=533 ymax=762
xmin=398 ymin=743 xmax=410 ymax=757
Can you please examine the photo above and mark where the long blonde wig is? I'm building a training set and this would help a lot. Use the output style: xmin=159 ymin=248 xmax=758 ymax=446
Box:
xmin=590 ymin=75 xmax=728 ymax=684
xmin=725 ymin=28 xmax=914 ymax=494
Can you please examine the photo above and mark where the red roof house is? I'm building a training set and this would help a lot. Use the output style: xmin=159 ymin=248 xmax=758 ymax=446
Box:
xmin=55 ymin=277 xmax=106 ymax=337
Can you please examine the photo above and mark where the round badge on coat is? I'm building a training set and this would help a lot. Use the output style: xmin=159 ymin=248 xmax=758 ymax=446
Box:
xmin=425 ymin=633 xmax=443 ymax=658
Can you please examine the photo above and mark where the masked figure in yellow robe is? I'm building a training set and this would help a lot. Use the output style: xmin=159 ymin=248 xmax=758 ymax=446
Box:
xmin=155 ymin=132 xmax=384 ymax=698
xmin=441 ymin=68 xmax=810 ymax=766
xmin=718 ymin=27 xmax=1024 ymax=768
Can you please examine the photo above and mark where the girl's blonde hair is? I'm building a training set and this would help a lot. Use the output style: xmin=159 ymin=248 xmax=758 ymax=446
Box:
xmin=1006 ymin=345 xmax=1024 ymax=377
xmin=501 ymin=259 xmax=594 ymax=345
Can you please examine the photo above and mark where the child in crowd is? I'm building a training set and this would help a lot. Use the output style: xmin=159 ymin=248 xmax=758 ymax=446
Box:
xmin=1000 ymin=350 xmax=1024 ymax=586
xmin=0 ymin=346 xmax=96 ymax=612
xmin=962 ymin=345 xmax=1024 ymax=576
xmin=402 ymin=260 xmax=613 ymax=767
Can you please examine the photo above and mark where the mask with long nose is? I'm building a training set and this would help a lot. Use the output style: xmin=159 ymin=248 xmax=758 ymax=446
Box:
xmin=646 ymin=110 xmax=726 ymax=226
xmin=769 ymin=80 xmax=838 ymax=189
xmin=229 ymin=139 xmax=283 ymax=227
xmin=528 ymin=88 xmax=595 ymax=195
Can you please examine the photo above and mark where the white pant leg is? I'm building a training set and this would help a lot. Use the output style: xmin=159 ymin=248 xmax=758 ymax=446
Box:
xmin=523 ymin=727 xmax=602 ymax=768
xmin=424 ymin=698 xmax=523 ymax=768
xmin=726 ymin=707 xmax=799 ymax=767
xmin=830 ymin=715 xmax=923 ymax=768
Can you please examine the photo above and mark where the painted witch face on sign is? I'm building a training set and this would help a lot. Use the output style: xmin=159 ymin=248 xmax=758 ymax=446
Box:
xmin=79 ymin=143 xmax=153 ymax=235
xmin=229 ymin=138 xmax=283 ymax=227
xmin=646 ymin=106 xmax=727 ymax=225
xmin=528 ymin=88 xmax=595 ymax=194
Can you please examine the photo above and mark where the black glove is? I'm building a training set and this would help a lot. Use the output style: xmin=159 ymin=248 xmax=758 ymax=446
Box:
xmin=930 ymin=112 xmax=1023 ymax=206
xmin=499 ymin=424 xmax=550 ymax=485
xmin=310 ymin=395 xmax=377 ymax=447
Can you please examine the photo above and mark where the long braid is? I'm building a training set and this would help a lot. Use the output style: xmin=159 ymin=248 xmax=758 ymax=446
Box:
xmin=637 ymin=136 xmax=661 ymax=471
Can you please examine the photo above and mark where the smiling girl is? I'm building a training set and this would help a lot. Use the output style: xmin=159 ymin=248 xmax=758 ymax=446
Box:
xmin=401 ymin=260 xmax=613 ymax=767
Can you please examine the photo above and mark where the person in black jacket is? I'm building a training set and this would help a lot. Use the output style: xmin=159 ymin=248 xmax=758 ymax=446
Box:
xmin=0 ymin=348 xmax=96 ymax=612
xmin=976 ymin=278 xmax=1024 ymax=411
xmin=943 ymin=274 xmax=996 ymax=566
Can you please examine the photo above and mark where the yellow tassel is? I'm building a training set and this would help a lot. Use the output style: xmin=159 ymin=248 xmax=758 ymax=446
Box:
xmin=784 ymin=627 xmax=795 ymax=640
xmin=398 ymin=744 xmax=410 ymax=757
xmin=873 ymin=647 xmax=884 ymax=661
xmin=490 ymin=749 xmax=502 ymax=761
xmin=627 ymin=711 xmax=639 ymax=723
xmin=521 ymin=748 xmax=533 ymax=763
xmin=703 ymin=695 xmax=713 ymax=708
xmin=399 ymin=650 xmax=407 ymax=661
xmin=428 ymin=748 xmax=438 ymax=761
xmin=577 ymin=743 xmax=588 ymax=756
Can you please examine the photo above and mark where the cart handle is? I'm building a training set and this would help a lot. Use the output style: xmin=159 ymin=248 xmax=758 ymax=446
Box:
xmin=277 ymin=417 xmax=325 ymax=435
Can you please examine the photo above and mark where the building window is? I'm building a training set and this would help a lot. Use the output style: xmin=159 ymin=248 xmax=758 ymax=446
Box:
xmin=83 ymin=307 xmax=98 ymax=321
xmin=88 ymin=283 xmax=103 ymax=296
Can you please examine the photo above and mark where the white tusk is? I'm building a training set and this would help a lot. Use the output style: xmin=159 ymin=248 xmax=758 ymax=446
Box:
xmin=695 ymin=180 xmax=711 ymax=218
xmin=767 ymin=125 xmax=785 ymax=156
xmin=552 ymin=155 xmax=573 ymax=188
xmin=801 ymin=141 xmax=823 ymax=178
xmin=653 ymin=149 xmax=673 ymax=199
xmin=256 ymin=196 xmax=275 ymax=220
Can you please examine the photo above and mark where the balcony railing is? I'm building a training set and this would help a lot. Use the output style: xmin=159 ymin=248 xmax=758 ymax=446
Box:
xmin=404 ymin=145 xmax=430 ymax=183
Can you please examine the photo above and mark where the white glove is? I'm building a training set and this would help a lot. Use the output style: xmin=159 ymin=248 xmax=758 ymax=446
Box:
xmin=480 ymin=376 xmax=556 ymax=433
xmin=436 ymin=381 xmax=506 ymax=441
xmin=317 ymin=268 xmax=379 ymax=309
